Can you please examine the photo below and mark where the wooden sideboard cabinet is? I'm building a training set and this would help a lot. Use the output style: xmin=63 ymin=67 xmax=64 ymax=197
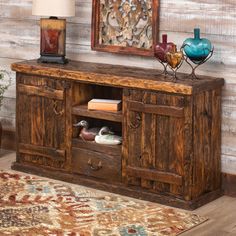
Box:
xmin=11 ymin=60 xmax=224 ymax=209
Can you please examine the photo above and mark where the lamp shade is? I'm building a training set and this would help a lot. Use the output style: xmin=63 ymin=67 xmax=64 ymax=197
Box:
xmin=32 ymin=0 xmax=75 ymax=17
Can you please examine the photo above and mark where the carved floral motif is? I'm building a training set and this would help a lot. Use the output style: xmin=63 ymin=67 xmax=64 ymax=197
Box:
xmin=99 ymin=0 xmax=153 ymax=49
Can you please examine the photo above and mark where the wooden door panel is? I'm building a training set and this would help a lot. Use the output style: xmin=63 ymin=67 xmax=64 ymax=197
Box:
xmin=35 ymin=98 xmax=65 ymax=148
xmin=31 ymin=95 xmax=44 ymax=146
xmin=167 ymin=94 xmax=185 ymax=196
xmin=140 ymin=92 xmax=156 ymax=189
xmin=43 ymin=98 xmax=65 ymax=149
xmin=153 ymin=113 xmax=171 ymax=193
xmin=124 ymin=90 xmax=143 ymax=186
xmin=17 ymin=74 xmax=66 ymax=169
xmin=17 ymin=93 xmax=31 ymax=145
xmin=123 ymin=89 xmax=187 ymax=198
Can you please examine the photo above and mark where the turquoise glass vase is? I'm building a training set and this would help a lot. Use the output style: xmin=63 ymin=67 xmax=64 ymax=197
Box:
xmin=183 ymin=28 xmax=212 ymax=63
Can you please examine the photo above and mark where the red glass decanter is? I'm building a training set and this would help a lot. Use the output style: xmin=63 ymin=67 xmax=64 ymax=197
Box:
xmin=154 ymin=34 xmax=175 ymax=63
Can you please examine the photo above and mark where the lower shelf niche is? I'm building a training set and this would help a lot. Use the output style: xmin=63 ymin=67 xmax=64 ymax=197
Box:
xmin=72 ymin=116 xmax=122 ymax=146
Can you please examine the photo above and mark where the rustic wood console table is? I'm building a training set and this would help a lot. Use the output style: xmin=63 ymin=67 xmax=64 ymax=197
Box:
xmin=11 ymin=60 xmax=224 ymax=209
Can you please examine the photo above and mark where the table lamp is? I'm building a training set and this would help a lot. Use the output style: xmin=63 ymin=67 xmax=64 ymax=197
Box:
xmin=32 ymin=0 xmax=75 ymax=64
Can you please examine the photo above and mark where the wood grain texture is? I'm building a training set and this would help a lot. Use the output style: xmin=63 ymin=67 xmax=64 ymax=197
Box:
xmin=121 ymin=87 xmax=222 ymax=202
xmin=11 ymin=52 xmax=225 ymax=208
xmin=127 ymin=100 xmax=185 ymax=117
xmin=72 ymin=138 xmax=121 ymax=156
xmin=11 ymin=60 xmax=224 ymax=95
xmin=1 ymin=0 xmax=236 ymax=175
xmin=18 ymin=143 xmax=65 ymax=161
xmin=72 ymin=105 xmax=122 ymax=123
xmin=64 ymin=81 xmax=73 ymax=171
xmin=17 ymin=84 xmax=64 ymax=100
xmin=16 ymin=74 xmax=67 ymax=170
xmin=140 ymin=92 xmax=156 ymax=189
xmin=126 ymin=166 xmax=183 ymax=185
xmin=72 ymin=147 xmax=121 ymax=183
xmin=191 ymin=89 xmax=222 ymax=198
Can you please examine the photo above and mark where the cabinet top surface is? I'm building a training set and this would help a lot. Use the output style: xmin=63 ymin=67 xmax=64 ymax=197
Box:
xmin=11 ymin=59 xmax=224 ymax=95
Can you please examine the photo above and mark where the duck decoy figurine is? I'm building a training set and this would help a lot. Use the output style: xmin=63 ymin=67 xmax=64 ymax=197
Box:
xmin=73 ymin=120 xmax=100 ymax=141
xmin=95 ymin=127 xmax=122 ymax=145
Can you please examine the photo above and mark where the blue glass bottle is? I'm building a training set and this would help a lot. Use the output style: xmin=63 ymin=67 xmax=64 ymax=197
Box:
xmin=183 ymin=28 xmax=212 ymax=63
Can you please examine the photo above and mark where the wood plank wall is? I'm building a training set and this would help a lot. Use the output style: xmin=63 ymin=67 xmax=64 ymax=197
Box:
xmin=0 ymin=0 xmax=236 ymax=175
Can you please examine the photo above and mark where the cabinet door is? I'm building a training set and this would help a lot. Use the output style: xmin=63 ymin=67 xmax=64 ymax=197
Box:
xmin=16 ymin=74 xmax=71 ymax=170
xmin=122 ymin=89 xmax=192 ymax=199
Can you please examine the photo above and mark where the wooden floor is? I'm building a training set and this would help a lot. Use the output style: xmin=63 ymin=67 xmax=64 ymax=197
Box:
xmin=0 ymin=150 xmax=236 ymax=236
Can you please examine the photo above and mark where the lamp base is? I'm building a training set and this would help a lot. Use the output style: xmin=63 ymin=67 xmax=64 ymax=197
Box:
xmin=38 ymin=55 xmax=68 ymax=64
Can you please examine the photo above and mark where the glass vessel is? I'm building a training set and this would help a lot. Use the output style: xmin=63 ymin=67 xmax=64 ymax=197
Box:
xmin=166 ymin=45 xmax=183 ymax=69
xmin=154 ymin=34 xmax=175 ymax=63
xmin=183 ymin=28 xmax=212 ymax=63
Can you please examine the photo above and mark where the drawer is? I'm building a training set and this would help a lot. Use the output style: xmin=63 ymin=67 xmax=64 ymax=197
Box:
xmin=72 ymin=148 xmax=121 ymax=183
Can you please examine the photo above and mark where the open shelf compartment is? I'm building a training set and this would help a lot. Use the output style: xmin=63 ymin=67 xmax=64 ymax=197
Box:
xmin=72 ymin=83 xmax=123 ymax=123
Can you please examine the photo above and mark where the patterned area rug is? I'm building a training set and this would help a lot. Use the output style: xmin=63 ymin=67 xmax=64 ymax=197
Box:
xmin=0 ymin=172 xmax=207 ymax=235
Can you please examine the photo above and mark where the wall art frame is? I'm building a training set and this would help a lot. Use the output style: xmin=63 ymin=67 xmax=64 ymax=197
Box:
xmin=91 ymin=0 xmax=160 ymax=57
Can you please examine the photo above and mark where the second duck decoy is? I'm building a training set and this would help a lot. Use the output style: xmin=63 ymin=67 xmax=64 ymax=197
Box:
xmin=95 ymin=127 xmax=122 ymax=145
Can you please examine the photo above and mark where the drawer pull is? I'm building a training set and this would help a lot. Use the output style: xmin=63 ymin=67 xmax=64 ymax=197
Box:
xmin=87 ymin=159 xmax=102 ymax=171
xmin=53 ymin=100 xmax=64 ymax=116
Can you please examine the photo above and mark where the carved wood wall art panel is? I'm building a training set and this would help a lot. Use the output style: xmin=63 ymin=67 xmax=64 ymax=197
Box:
xmin=91 ymin=0 xmax=159 ymax=56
